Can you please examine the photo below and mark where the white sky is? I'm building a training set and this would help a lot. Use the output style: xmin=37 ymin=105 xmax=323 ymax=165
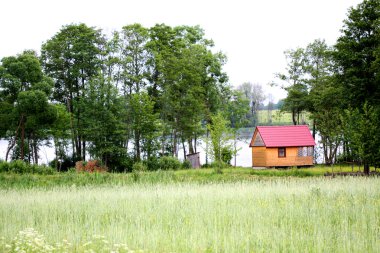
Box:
xmin=1 ymin=0 xmax=362 ymax=102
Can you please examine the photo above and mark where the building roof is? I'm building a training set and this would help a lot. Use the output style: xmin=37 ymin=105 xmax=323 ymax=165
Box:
xmin=249 ymin=125 xmax=315 ymax=147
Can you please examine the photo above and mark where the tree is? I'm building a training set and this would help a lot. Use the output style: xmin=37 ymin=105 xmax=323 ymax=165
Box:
xmin=275 ymin=48 xmax=308 ymax=125
xmin=127 ymin=92 xmax=160 ymax=162
xmin=224 ymin=89 xmax=250 ymax=166
xmin=82 ymin=74 xmax=127 ymax=170
xmin=116 ymin=24 xmax=150 ymax=95
xmin=146 ymin=24 xmax=228 ymax=158
xmin=41 ymin=23 xmax=105 ymax=161
xmin=206 ymin=112 xmax=233 ymax=165
xmin=0 ymin=51 xmax=57 ymax=163
xmin=335 ymin=0 xmax=380 ymax=109
xmin=237 ymin=82 xmax=266 ymax=126
xmin=343 ymin=103 xmax=380 ymax=173
xmin=334 ymin=0 xmax=380 ymax=173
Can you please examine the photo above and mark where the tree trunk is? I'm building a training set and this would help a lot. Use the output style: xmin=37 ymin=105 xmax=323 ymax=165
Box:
xmin=67 ymin=98 xmax=76 ymax=162
xmin=82 ymin=140 xmax=86 ymax=161
xmin=135 ymin=131 xmax=141 ymax=161
xmin=172 ymin=130 xmax=177 ymax=157
xmin=234 ymin=133 xmax=237 ymax=167
xmin=182 ymin=139 xmax=186 ymax=160
xmin=194 ymin=134 xmax=197 ymax=153
xmin=188 ymin=138 xmax=194 ymax=154
xmin=20 ymin=119 xmax=25 ymax=161
xmin=292 ymin=109 xmax=297 ymax=125
xmin=33 ymin=132 xmax=38 ymax=165
xmin=205 ymin=128 xmax=209 ymax=165
xmin=363 ymin=163 xmax=370 ymax=175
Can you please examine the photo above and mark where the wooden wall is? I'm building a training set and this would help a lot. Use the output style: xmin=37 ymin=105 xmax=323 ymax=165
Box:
xmin=252 ymin=147 xmax=266 ymax=167
xmin=251 ymin=147 xmax=313 ymax=167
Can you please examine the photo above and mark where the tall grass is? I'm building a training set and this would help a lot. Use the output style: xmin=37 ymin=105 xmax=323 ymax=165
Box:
xmin=0 ymin=177 xmax=379 ymax=252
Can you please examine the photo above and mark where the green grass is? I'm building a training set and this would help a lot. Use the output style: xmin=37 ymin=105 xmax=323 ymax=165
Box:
xmin=0 ymin=165 xmax=372 ymax=189
xmin=257 ymin=109 xmax=311 ymax=125
xmin=0 ymin=177 xmax=379 ymax=252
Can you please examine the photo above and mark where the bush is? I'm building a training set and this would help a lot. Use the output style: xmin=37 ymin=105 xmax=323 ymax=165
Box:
xmin=210 ymin=161 xmax=227 ymax=169
xmin=75 ymin=160 xmax=108 ymax=173
xmin=221 ymin=147 xmax=233 ymax=165
xmin=145 ymin=157 xmax=160 ymax=171
xmin=0 ymin=160 xmax=55 ymax=175
xmin=0 ymin=160 xmax=10 ymax=173
xmin=49 ymin=156 xmax=75 ymax=172
xmin=132 ymin=162 xmax=147 ymax=172
xmin=9 ymin=160 xmax=29 ymax=173
xmin=158 ymin=156 xmax=181 ymax=170
xmin=181 ymin=159 xmax=192 ymax=169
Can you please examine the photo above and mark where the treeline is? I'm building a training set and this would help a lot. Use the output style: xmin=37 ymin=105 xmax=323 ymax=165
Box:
xmin=0 ymin=23 xmax=250 ymax=171
xmin=277 ymin=0 xmax=380 ymax=173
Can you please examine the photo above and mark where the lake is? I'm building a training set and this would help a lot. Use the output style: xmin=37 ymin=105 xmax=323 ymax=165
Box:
xmin=0 ymin=137 xmax=254 ymax=167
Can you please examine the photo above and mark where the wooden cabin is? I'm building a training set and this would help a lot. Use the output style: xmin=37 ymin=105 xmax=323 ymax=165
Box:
xmin=249 ymin=125 xmax=315 ymax=168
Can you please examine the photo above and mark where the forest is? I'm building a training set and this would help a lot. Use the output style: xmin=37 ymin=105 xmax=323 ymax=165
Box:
xmin=0 ymin=0 xmax=379 ymax=173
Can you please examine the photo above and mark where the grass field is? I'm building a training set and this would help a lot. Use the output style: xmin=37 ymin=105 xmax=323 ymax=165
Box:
xmin=257 ymin=109 xmax=311 ymax=125
xmin=0 ymin=170 xmax=379 ymax=252
xmin=0 ymin=165 xmax=372 ymax=189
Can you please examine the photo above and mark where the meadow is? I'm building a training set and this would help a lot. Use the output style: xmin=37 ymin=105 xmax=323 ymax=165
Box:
xmin=1 ymin=175 xmax=379 ymax=252
xmin=256 ymin=109 xmax=311 ymax=126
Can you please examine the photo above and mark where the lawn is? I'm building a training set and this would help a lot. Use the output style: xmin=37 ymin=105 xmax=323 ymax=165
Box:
xmin=0 ymin=177 xmax=379 ymax=252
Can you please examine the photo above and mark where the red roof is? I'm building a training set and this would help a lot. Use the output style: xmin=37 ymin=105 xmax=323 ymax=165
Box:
xmin=250 ymin=125 xmax=315 ymax=147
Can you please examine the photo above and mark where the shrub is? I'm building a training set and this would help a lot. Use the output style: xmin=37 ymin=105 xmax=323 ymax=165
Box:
xmin=132 ymin=162 xmax=147 ymax=182
xmin=158 ymin=156 xmax=181 ymax=170
xmin=181 ymin=159 xmax=192 ymax=169
xmin=9 ymin=160 xmax=29 ymax=173
xmin=132 ymin=162 xmax=147 ymax=172
xmin=49 ymin=156 xmax=75 ymax=172
xmin=210 ymin=161 xmax=226 ymax=174
xmin=0 ymin=161 xmax=10 ymax=173
xmin=221 ymin=147 xmax=233 ymax=165
xmin=75 ymin=160 xmax=108 ymax=173
xmin=30 ymin=164 xmax=55 ymax=175
xmin=145 ymin=157 xmax=160 ymax=171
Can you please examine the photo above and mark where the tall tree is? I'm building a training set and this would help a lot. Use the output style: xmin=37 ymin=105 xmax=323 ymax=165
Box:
xmin=237 ymin=82 xmax=266 ymax=126
xmin=82 ymin=74 xmax=127 ymax=170
xmin=116 ymin=24 xmax=150 ymax=95
xmin=0 ymin=51 xmax=57 ymax=163
xmin=334 ymin=0 xmax=380 ymax=173
xmin=275 ymin=48 xmax=308 ymax=125
xmin=127 ymin=92 xmax=160 ymax=162
xmin=335 ymin=0 xmax=380 ymax=109
xmin=41 ymin=23 xmax=105 ymax=161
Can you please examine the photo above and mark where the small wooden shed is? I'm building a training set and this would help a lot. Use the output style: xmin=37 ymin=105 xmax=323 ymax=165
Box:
xmin=249 ymin=125 xmax=315 ymax=168
xmin=186 ymin=152 xmax=201 ymax=168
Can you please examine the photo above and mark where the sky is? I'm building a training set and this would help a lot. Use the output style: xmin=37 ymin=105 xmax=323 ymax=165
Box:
xmin=1 ymin=0 xmax=362 ymax=102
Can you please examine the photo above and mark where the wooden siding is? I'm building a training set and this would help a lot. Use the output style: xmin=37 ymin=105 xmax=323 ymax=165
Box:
xmin=265 ymin=147 xmax=313 ymax=167
xmin=252 ymin=147 xmax=266 ymax=167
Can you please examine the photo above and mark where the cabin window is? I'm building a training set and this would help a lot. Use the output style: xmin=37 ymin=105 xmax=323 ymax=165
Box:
xmin=278 ymin=147 xmax=286 ymax=158
xmin=298 ymin=146 xmax=314 ymax=157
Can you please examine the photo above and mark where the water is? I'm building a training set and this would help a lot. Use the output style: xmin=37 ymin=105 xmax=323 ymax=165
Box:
xmin=0 ymin=137 xmax=254 ymax=167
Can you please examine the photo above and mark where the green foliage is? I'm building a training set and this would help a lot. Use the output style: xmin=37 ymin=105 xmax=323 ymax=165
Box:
xmin=206 ymin=112 xmax=233 ymax=163
xmin=343 ymin=103 xmax=380 ymax=170
xmin=221 ymin=147 xmax=233 ymax=165
xmin=132 ymin=162 xmax=147 ymax=172
xmin=181 ymin=159 xmax=192 ymax=169
xmin=334 ymin=0 xmax=380 ymax=109
xmin=127 ymin=92 xmax=161 ymax=162
xmin=158 ymin=156 xmax=181 ymax=170
xmin=0 ymin=160 xmax=55 ymax=175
